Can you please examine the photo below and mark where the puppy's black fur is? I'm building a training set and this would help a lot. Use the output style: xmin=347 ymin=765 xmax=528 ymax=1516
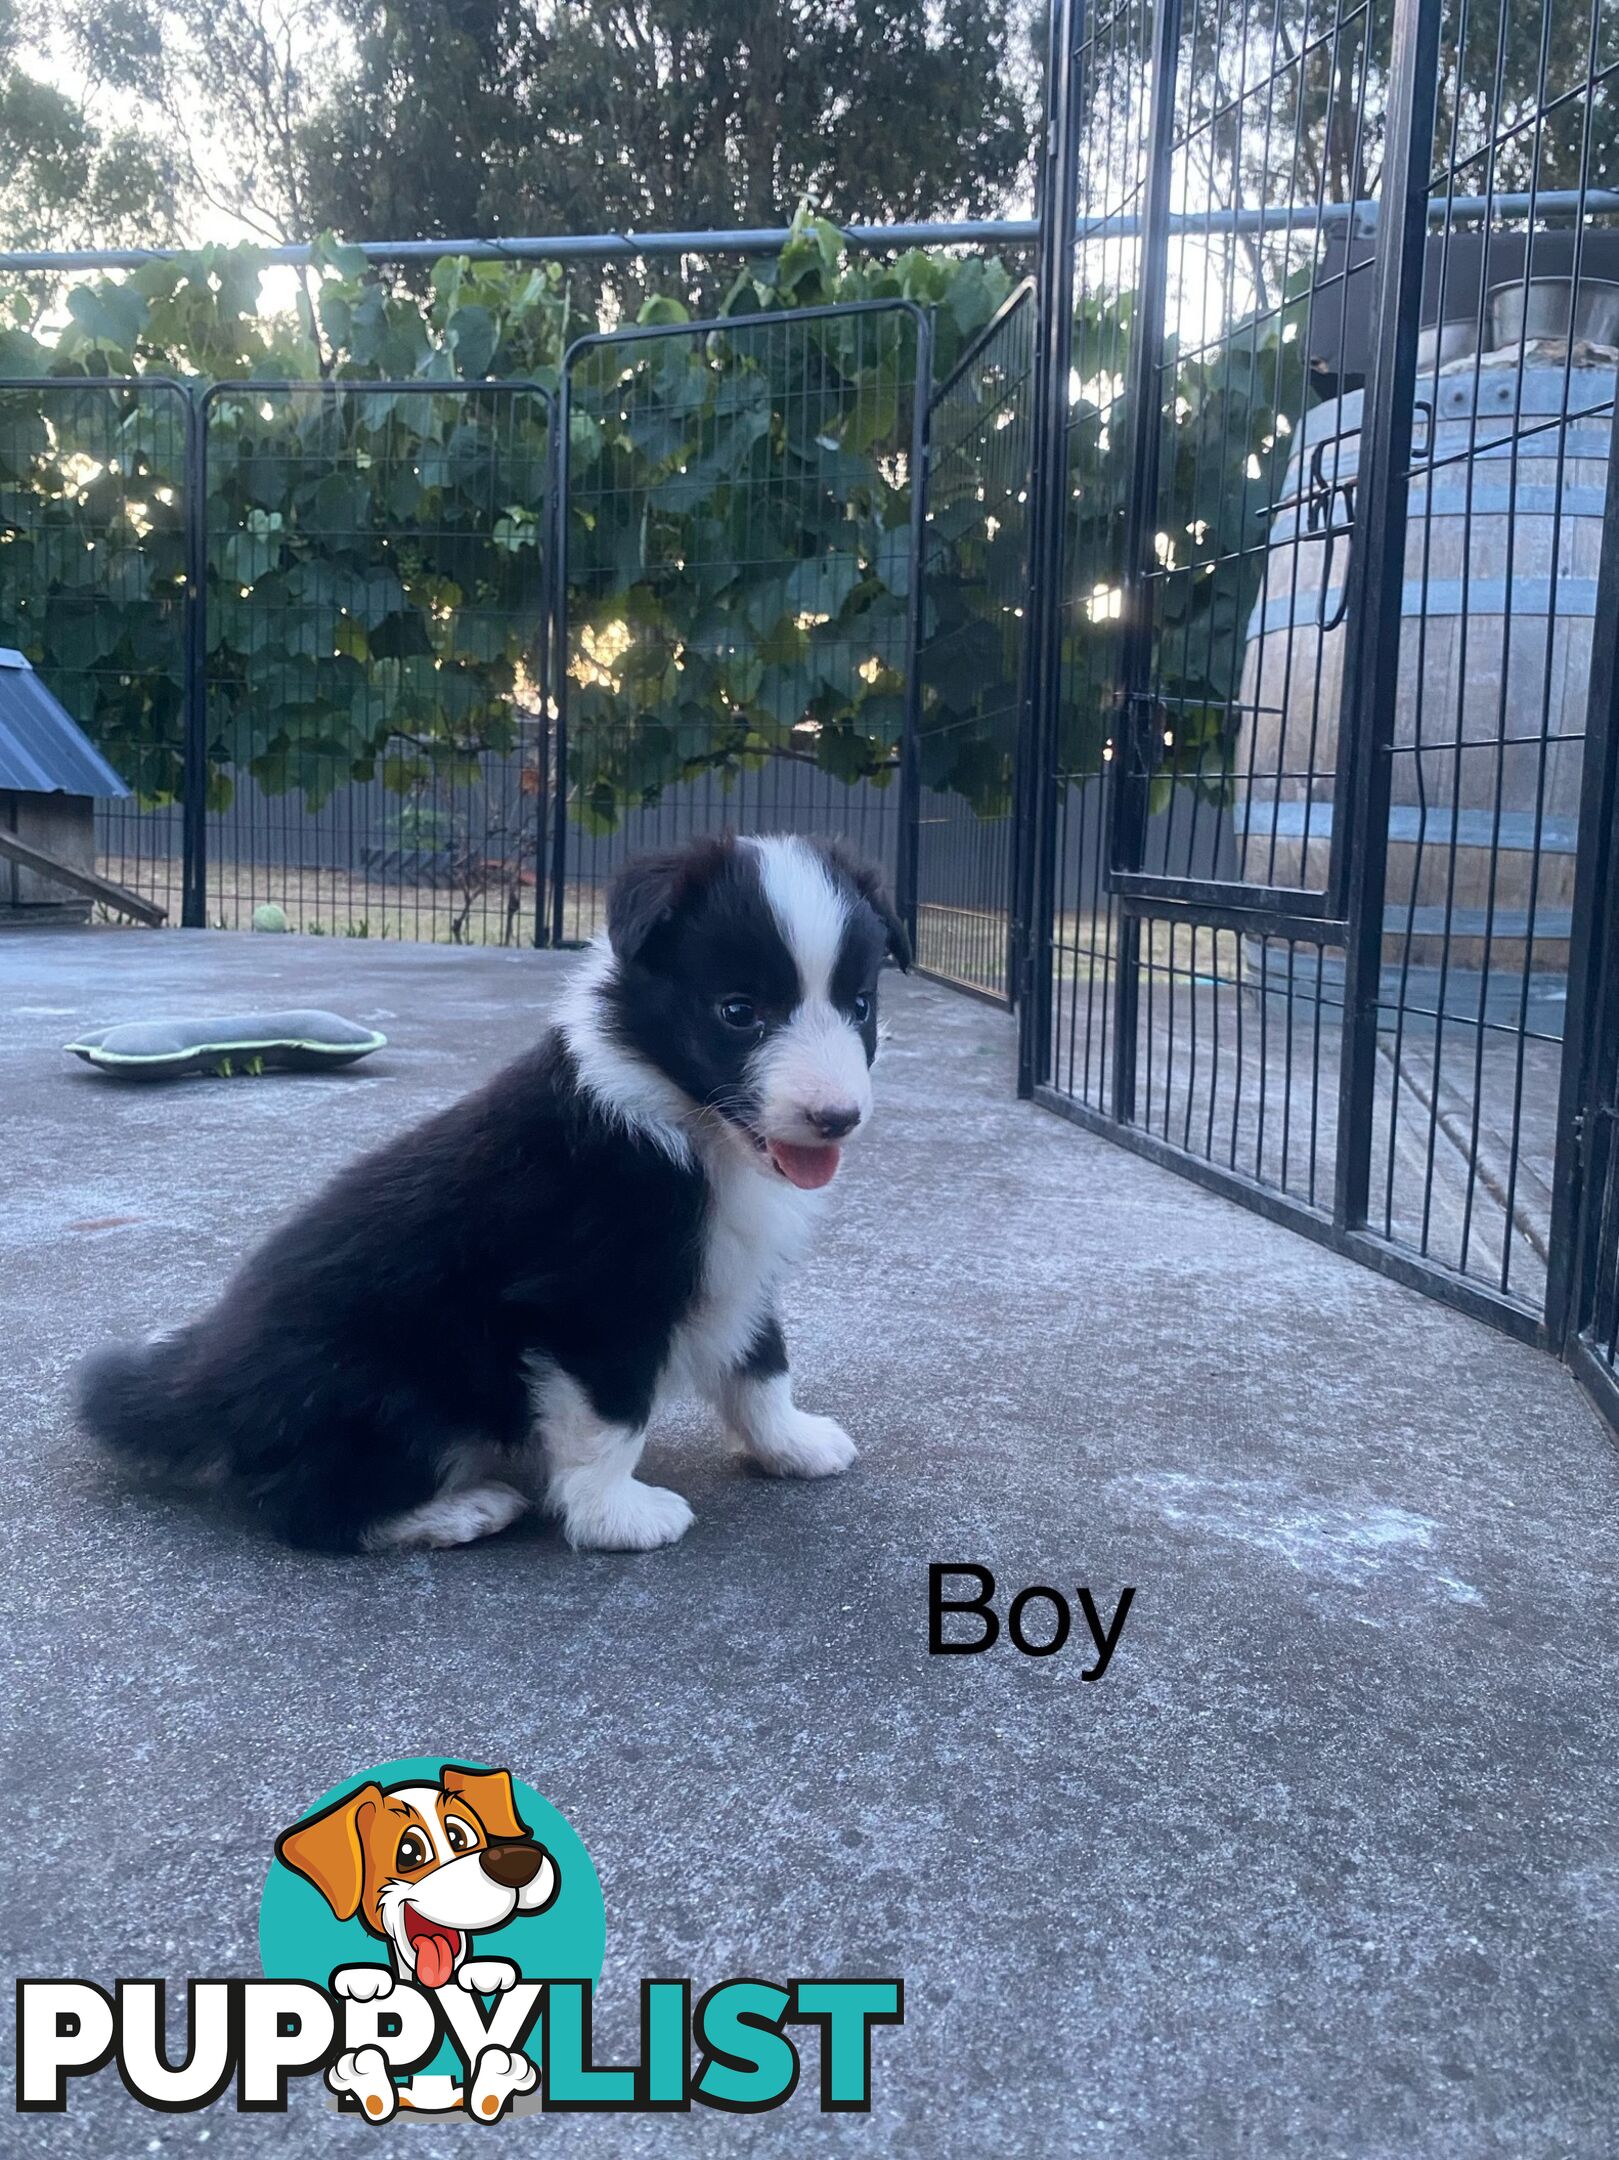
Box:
xmin=77 ymin=833 xmax=905 ymax=1551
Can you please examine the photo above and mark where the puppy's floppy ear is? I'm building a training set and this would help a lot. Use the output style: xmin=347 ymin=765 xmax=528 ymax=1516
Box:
xmin=440 ymin=1763 xmax=531 ymax=1843
xmin=814 ymin=835 xmax=912 ymax=971
xmin=275 ymin=1782 xmax=383 ymax=1922
xmin=606 ymin=835 xmax=735 ymax=964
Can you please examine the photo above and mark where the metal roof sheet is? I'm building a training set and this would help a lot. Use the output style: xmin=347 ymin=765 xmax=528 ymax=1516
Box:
xmin=0 ymin=650 xmax=132 ymax=798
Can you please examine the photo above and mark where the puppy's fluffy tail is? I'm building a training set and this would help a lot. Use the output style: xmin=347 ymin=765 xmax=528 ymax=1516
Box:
xmin=76 ymin=1331 xmax=216 ymax=1483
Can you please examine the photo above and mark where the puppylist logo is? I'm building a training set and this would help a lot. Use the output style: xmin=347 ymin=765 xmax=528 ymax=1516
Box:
xmin=16 ymin=1755 xmax=903 ymax=2122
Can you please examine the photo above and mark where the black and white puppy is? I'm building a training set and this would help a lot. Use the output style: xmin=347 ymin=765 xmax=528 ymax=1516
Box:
xmin=77 ymin=832 xmax=909 ymax=1555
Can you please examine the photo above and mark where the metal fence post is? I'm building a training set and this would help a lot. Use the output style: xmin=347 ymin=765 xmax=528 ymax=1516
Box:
xmin=1015 ymin=0 xmax=1085 ymax=1098
xmin=549 ymin=360 xmax=572 ymax=947
xmin=895 ymin=310 xmax=933 ymax=951
xmin=1331 ymin=0 xmax=1442 ymax=1231
xmin=1107 ymin=0 xmax=1183 ymax=1125
xmin=180 ymin=386 xmax=208 ymax=929
xmin=1545 ymin=410 xmax=1619 ymax=1349
xmin=531 ymin=696 xmax=552 ymax=952
xmin=533 ymin=386 xmax=560 ymax=948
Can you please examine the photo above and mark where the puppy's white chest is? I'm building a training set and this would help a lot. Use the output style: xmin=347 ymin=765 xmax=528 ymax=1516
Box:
xmin=665 ymin=1158 xmax=818 ymax=1398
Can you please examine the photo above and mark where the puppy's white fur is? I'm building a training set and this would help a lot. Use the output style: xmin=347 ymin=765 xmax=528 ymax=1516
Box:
xmin=745 ymin=837 xmax=871 ymax=1141
xmin=720 ymin=1367 xmax=858 ymax=1478
xmin=362 ymin=1469 xmax=529 ymax=1554
xmin=554 ymin=938 xmax=697 ymax=1163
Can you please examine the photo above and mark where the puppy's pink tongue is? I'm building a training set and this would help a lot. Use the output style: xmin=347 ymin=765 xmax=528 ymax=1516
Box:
xmin=414 ymin=1931 xmax=455 ymax=1989
xmin=767 ymin=1141 xmax=841 ymax=1190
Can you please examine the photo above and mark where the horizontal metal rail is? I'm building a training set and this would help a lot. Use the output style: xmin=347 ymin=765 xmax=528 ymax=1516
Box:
xmin=5 ymin=189 xmax=1618 ymax=276
xmin=0 ymin=220 xmax=1042 ymax=274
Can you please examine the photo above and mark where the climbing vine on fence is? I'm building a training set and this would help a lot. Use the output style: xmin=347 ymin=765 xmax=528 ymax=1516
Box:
xmin=0 ymin=215 xmax=1307 ymax=833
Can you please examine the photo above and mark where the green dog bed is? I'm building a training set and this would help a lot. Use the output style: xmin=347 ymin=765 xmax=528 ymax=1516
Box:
xmin=65 ymin=1010 xmax=388 ymax=1080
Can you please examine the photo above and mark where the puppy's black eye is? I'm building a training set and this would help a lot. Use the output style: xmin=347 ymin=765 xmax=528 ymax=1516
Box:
xmin=718 ymin=997 xmax=758 ymax=1031
xmin=444 ymin=1818 xmax=475 ymax=1853
xmin=396 ymin=1829 xmax=431 ymax=1871
xmin=852 ymin=992 xmax=872 ymax=1025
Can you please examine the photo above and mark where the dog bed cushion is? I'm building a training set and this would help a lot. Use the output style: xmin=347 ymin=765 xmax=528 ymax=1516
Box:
xmin=65 ymin=1010 xmax=387 ymax=1079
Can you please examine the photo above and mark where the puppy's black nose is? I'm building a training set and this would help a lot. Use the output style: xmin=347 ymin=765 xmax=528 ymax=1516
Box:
xmin=808 ymin=1104 xmax=860 ymax=1140
xmin=481 ymin=1839 xmax=545 ymax=1888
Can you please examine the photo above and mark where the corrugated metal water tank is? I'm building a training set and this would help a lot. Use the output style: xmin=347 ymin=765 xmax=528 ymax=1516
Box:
xmin=1235 ymin=335 xmax=1615 ymax=1038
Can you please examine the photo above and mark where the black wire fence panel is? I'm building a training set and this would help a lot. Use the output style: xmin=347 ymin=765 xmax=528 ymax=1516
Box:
xmin=1150 ymin=0 xmax=1381 ymax=903
xmin=1033 ymin=0 xmax=1619 ymax=1335
xmin=1091 ymin=0 xmax=1390 ymax=1208
xmin=916 ymin=283 xmax=1035 ymax=1002
xmin=198 ymin=381 xmax=551 ymax=943
xmin=1136 ymin=926 xmax=1343 ymax=1206
xmin=1360 ymin=2 xmax=1619 ymax=1312
xmin=555 ymin=305 xmax=927 ymax=944
xmin=0 ymin=379 xmax=191 ymax=922
xmin=1047 ymin=0 xmax=1153 ymax=1113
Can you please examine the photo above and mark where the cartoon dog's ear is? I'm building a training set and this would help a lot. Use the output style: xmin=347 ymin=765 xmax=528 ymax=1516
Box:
xmin=274 ymin=1782 xmax=383 ymax=1921
xmin=814 ymin=835 xmax=912 ymax=971
xmin=606 ymin=835 xmax=735 ymax=964
xmin=440 ymin=1764 xmax=531 ymax=1843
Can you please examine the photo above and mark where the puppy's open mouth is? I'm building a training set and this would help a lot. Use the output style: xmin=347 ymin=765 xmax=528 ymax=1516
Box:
xmin=402 ymin=1905 xmax=463 ymax=1989
xmin=744 ymin=1128 xmax=841 ymax=1190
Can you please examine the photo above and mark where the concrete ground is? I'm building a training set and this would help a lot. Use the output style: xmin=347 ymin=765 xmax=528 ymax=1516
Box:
xmin=5 ymin=925 xmax=1619 ymax=2157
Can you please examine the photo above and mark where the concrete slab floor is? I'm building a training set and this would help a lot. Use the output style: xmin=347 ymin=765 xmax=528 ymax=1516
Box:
xmin=4 ymin=925 xmax=1618 ymax=2158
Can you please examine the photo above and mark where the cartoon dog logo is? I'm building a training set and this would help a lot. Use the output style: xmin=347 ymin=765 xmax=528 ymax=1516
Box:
xmin=276 ymin=1762 xmax=559 ymax=2119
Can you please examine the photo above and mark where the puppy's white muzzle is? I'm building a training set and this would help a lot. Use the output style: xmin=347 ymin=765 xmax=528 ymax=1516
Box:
xmin=749 ymin=1003 xmax=871 ymax=1152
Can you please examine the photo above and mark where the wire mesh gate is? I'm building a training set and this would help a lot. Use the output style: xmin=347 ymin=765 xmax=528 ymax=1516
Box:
xmin=1021 ymin=0 xmax=1619 ymax=1413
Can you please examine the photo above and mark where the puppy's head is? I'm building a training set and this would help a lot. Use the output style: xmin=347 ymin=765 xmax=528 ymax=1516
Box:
xmin=275 ymin=1764 xmax=559 ymax=1989
xmin=602 ymin=832 xmax=909 ymax=1188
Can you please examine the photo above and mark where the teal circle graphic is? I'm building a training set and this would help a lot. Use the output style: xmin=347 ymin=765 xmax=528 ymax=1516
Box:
xmin=259 ymin=1755 xmax=605 ymax=2084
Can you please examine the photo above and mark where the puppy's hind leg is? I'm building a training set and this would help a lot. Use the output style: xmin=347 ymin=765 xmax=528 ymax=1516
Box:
xmin=530 ymin=1366 xmax=693 ymax=1552
xmin=360 ymin=1448 xmax=529 ymax=1554
xmin=717 ymin=1316 xmax=857 ymax=1480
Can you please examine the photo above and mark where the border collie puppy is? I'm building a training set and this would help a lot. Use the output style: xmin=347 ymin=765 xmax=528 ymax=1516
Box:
xmin=77 ymin=832 xmax=909 ymax=1555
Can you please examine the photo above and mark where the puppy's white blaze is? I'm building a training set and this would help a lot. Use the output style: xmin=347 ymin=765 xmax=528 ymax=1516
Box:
xmin=749 ymin=999 xmax=871 ymax=1141
xmin=745 ymin=834 xmax=852 ymax=1005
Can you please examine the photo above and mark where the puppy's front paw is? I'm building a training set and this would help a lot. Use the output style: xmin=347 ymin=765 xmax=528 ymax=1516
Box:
xmin=467 ymin=2045 xmax=538 ymax=2122
xmin=745 ymin=1410 xmax=858 ymax=1480
xmin=332 ymin=1965 xmax=395 ymax=2003
xmin=328 ymin=2045 xmax=397 ymax=2120
xmin=563 ymin=1477 xmax=694 ymax=1552
xmin=458 ymin=1958 xmax=519 ymax=1995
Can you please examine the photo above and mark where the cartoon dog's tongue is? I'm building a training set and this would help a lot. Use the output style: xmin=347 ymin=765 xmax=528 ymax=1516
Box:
xmin=403 ymin=1907 xmax=461 ymax=1989
xmin=766 ymin=1140 xmax=841 ymax=1190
